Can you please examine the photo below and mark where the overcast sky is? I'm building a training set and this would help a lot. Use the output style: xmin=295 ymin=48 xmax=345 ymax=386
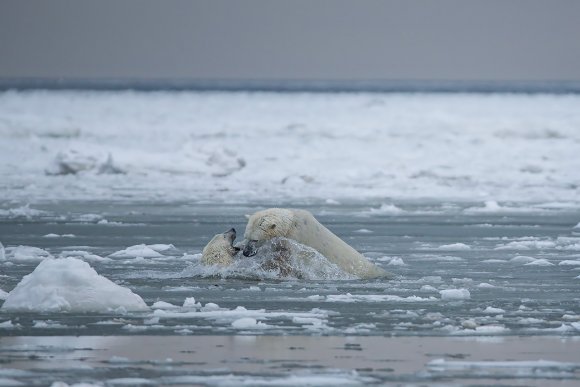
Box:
xmin=1 ymin=0 xmax=579 ymax=82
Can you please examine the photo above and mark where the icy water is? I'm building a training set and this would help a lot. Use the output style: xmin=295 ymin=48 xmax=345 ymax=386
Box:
xmin=1 ymin=201 xmax=580 ymax=385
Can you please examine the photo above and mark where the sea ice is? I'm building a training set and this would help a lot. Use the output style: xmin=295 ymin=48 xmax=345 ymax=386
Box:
xmin=45 ymin=149 xmax=123 ymax=175
xmin=1 ymin=257 xmax=149 ymax=312
xmin=483 ymin=306 xmax=506 ymax=314
xmin=2 ymin=246 xmax=52 ymax=262
xmin=231 ymin=317 xmax=271 ymax=329
xmin=437 ymin=243 xmax=471 ymax=251
xmin=510 ymin=255 xmax=537 ymax=264
xmin=524 ymin=259 xmax=554 ymax=266
xmin=109 ymin=244 xmax=164 ymax=258
xmin=559 ymin=260 xmax=580 ymax=266
xmin=0 ymin=204 xmax=46 ymax=219
xmin=387 ymin=257 xmax=406 ymax=266
xmin=367 ymin=203 xmax=405 ymax=215
xmin=59 ymin=250 xmax=111 ymax=263
xmin=439 ymin=289 xmax=471 ymax=300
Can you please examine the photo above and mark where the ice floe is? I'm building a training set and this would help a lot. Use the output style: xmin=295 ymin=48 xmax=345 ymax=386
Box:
xmin=2 ymin=246 xmax=52 ymax=262
xmin=0 ymin=204 xmax=47 ymax=219
xmin=439 ymin=289 xmax=471 ymax=300
xmin=45 ymin=149 xmax=124 ymax=175
xmin=437 ymin=243 xmax=471 ymax=251
xmin=109 ymin=244 xmax=166 ymax=258
xmin=1 ymin=257 xmax=148 ymax=312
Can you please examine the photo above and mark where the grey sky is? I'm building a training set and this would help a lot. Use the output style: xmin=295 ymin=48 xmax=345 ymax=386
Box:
xmin=1 ymin=0 xmax=580 ymax=81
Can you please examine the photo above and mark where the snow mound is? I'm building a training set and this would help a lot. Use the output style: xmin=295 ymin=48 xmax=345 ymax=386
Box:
xmin=1 ymin=257 xmax=148 ymax=312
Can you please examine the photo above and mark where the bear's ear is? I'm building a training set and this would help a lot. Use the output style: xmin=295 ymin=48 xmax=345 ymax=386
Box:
xmin=244 ymin=214 xmax=251 ymax=220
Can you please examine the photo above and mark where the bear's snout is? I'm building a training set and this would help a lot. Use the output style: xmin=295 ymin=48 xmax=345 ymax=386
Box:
xmin=243 ymin=240 xmax=258 ymax=257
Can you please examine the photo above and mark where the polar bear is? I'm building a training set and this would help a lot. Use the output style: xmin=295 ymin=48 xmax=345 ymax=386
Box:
xmin=201 ymin=228 xmax=297 ymax=276
xmin=201 ymin=228 xmax=240 ymax=266
xmin=201 ymin=229 xmax=357 ymax=280
xmin=242 ymin=208 xmax=389 ymax=279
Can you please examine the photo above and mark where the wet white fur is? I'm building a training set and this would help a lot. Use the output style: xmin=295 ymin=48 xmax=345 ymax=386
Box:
xmin=201 ymin=233 xmax=236 ymax=266
xmin=244 ymin=208 xmax=389 ymax=279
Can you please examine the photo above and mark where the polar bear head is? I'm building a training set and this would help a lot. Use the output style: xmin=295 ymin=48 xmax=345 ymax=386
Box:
xmin=243 ymin=208 xmax=295 ymax=256
xmin=201 ymin=228 xmax=240 ymax=266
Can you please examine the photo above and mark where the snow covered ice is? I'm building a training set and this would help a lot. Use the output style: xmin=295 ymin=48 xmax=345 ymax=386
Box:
xmin=1 ymin=91 xmax=580 ymax=204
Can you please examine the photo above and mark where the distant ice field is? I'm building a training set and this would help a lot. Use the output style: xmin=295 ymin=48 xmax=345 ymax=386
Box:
xmin=1 ymin=90 xmax=579 ymax=204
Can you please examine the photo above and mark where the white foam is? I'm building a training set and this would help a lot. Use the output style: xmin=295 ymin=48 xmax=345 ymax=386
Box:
xmin=1 ymin=257 xmax=149 ymax=312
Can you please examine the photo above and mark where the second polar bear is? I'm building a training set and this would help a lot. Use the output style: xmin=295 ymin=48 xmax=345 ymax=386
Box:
xmin=242 ymin=208 xmax=389 ymax=279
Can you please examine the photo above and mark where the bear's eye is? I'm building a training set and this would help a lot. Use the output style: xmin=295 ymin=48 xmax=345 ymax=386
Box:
xmin=269 ymin=224 xmax=276 ymax=230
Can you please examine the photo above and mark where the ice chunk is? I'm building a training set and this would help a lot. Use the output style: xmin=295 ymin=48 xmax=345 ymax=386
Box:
xmin=440 ymin=289 xmax=471 ymax=300
xmin=353 ymin=228 xmax=373 ymax=233
xmin=368 ymin=203 xmax=405 ymax=215
xmin=4 ymin=246 xmax=52 ymax=262
xmin=510 ymin=255 xmax=536 ymax=264
xmin=0 ymin=204 xmax=47 ymax=219
xmin=60 ymin=250 xmax=111 ymax=263
xmin=45 ymin=149 xmax=98 ymax=175
xmin=97 ymin=153 xmax=124 ymax=174
xmin=231 ymin=317 xmax=270 ymax=329
xmin=45 ymin=149 xmax=123 ymax=175
xmin=182 ymin=297 xmax=201 ymax=308
xmin=151 ymin=301 xmax=180 ymax=310
xmin=1 ymin=257 xmax=148 ymax=312
xmin=559 ymin=260 xmax=580 ymax=266
xmin=483 ymin=306 xmax=506 ymax=314
xmin=109 ymin=244 xmax=164 ymax=258
xmin=438 ymin=243 xmax=471 ymax=251
xmin=524 ymin=259 xmax=554 ymax=266
xmin=387 ymin=257 xmax=406 ymax=266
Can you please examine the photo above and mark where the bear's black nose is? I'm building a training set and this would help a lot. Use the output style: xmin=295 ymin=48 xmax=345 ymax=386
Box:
xmin=243 ymin=240 xmax=258 ymax=257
